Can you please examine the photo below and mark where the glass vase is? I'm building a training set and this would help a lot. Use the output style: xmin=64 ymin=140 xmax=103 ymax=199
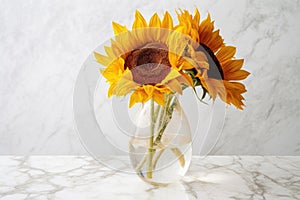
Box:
xmin=129 ymin=94 xmax=192 ymax=186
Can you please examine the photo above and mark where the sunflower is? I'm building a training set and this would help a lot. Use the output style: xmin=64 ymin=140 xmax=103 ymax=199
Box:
xmin=94 ymin=11 xmax=192 ymax=107
xmin=176 ymin=9 xmax=250 ymax=109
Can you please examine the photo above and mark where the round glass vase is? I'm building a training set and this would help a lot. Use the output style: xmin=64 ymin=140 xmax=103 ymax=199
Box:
xmin=129 ymin=94 xmax=192 ymax=186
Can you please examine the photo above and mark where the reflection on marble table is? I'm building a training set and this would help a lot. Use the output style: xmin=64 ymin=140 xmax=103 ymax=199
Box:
xmin=0 ymin=156 xmax=299 ymax=200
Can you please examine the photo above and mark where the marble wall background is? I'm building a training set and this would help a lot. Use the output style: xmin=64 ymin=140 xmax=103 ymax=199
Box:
xmin=0 ymin=0 xmax=299 ymax=155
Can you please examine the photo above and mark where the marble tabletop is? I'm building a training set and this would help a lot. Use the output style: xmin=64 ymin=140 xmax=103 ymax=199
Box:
xmin=0 ymin=156 xmax=299 ymax=200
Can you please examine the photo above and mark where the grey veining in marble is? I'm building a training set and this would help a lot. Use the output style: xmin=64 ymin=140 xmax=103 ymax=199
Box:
xmin=0 ymin=156 xmax=299 ymax=200
xmin=0 ymin=0 xmax=299 ymax=155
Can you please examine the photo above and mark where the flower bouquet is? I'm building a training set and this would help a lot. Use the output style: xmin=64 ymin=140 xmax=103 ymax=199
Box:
xmin=94 ymin=9 xmax=249 ymax=185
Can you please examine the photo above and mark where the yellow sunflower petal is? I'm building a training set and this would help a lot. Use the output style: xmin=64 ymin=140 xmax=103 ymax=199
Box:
xmin=110 ymin=39 xmax=123 ymax=57
xmin=168 ymin=52 xmax=181 ymax=70
xmin=181 ymin=55 xmax=209 ymax=70
xmin=205 ymin=78 xmax=225 ymax=100
xmin=180 ymin=57 xmax=197 ymax=70
xmin=161 ymin=69 xmax=181 ymax=84
xmin=143 ymin=85 xmax=155 ymax=96
xmin=132 ymin=10 xmax=147 ymax=29
xmin=149 ymin=13 xmax=161 ymax=27
xmin=199 ymin=14 xmax=214 ymax=43
xmin=225 ymin=70 xmax=250 ymax=80
xmin=216 ymin=46 xmax=236 ymax=63
xmin=148 ymin=14 xmax=161 ymax=41
xmin=108 ymin=83 xmax=116 ymax=98
xmin=165 ymin=79 xmax=182 ymax=94
xmin=223 ymin=81 xmax=247 ymax=110
xmin=199 ymin=13 xmax=213 ymax=34
xmin=152 ymin=89 xmax=165 ymax=106
xmin=129 ymin=86 xmax=168 ymax=107
xmin=204 ymin=30 xmax=224 ymax=52
xmin=153 ymin=85 xmax=172 ymax=94
xmin=191 ymin=51 xmax=209 ymax=68
xmin=174 ymin=25 xmax=185 ymax=34
xmin=167 ymin=33 xmax=191 ymax=70
xmin=168 ymin=31 xmax=186 ymax=56
xmin=179 ymin=71 xmax=194 ymax=86
xmin=129 ymin=91 xmax=139 ymax=108
xmin=162 ymin=11 xmax=173 ymax=29
xmin=175 ymin=9 xmax=200 ymax=42
xmin=112 ymin=22 xmax=128 ymax=35
xmin=104 ymin=46 xmax=115 ymax=59
xmin=222 ymin=59 xmax=244 ymax=73
xmin=94 ymin=52 xmax=111 ymax=67
xmin=114 ymin=32 xmax=133 ymax=54
xmin=101 ymin=57 xmax=125 ymax=82
xmin=193 ymin=8 xmax=200 ymax=25
xmin=129 ymin=89 xmax=147 ymax=108
xmin=114 ymin=71 xmax=139 ymax=96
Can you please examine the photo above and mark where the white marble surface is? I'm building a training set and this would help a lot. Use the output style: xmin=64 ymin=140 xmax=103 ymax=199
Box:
xmin=0 ymin=0 xmax=300 ymax=155
xmin=0 ymin=156 xmax=299 ymax=200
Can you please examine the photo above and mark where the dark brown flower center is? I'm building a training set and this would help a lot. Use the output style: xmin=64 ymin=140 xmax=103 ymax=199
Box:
xmin=124 ymin=43 xmax=171 ymax=85
xmin=198 ymin=43 xmax=224 ymax=80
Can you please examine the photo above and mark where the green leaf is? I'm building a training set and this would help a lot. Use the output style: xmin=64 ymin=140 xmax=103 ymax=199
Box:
xmin=192 ymin=86 xmax=208 ymax=105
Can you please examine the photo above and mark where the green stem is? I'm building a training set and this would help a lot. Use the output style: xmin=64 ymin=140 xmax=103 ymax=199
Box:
xmin=154 ymin=94 xmax=176 ymax=144
xmin=153 ymin=95 xmax=186 ymax=168
xmin=171 ymin=148 xmax=185 ymax=167
xmin=135 ymin=154 xmax=147 ymax=172
xmin=147 ymin=98 xmax=155 ymax=178
xmin=157 ymin=96 xmax=169 ymax=131
xmin=134 ymin=95 xmax=186 ymax=176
